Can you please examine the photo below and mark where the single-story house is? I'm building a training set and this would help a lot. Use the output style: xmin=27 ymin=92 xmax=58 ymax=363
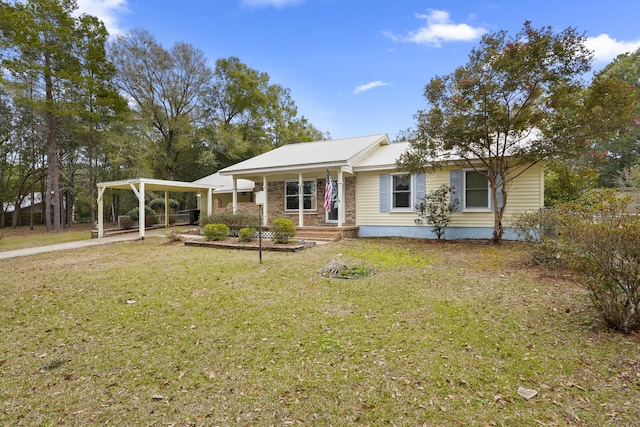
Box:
xmin=95 ymin=133 xmax=542 ymax=240
xmin=210 ymin=134 xmax=544 ymax=240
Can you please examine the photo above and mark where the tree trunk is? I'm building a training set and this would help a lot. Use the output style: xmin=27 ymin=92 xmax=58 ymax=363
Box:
xmin=88 ymin=131 xmax=96 ymax=226
xmin=44 ymin=49 xmax=61 ymax=232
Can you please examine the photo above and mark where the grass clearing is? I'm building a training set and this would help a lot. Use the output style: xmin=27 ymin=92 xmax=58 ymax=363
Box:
xmin=0 ymin=225 xmax=92 ymax=252
xmin=0 ymin=236 xmax=638 ymax=426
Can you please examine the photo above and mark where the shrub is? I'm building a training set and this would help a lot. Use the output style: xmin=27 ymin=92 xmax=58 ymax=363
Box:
xmin=415 ymin=184 xmax=457 ymax=239
xmin=238 ymin=227 xmax=256 ymax=243
xmin=149 ymin=198 xmax=180 ymax=213
xmin=127 ymin=206 xmax=158 ymax=225
xmin=163 ymin=229 xmax=183 ymax=242
xmin=511 ymin=209 xmax=564 ymax=266
xmin=271 ymin=217 xmax=296 ymax=243
xmin=559 ymin=189 xmax=640 ymax=333
xmin=203 ymin=223 xmax=230 ymax=241
xmin=199 ymin=212 xmax=259 ymax=232
xmin=119 ymin=216 xmax=135 ymax=230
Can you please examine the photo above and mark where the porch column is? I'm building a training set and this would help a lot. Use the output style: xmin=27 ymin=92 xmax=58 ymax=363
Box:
xmin=262 ymin=176 xmax=268 ymax=226
xmin=164 ymin=191 xmax=169 ymax=228
xmin=206 ymin=189 xmax=213 ymax=215
xmin=298 ymin=173 xmax=304 ymax=227
xmin=232 ymin=178 xmax=238 ymax=213
xmin=338 ymin=169 xmax=344 ymax=227
xmin=138 ymin=182 xmax=145 ymax=239
xmin=97 ymin=185 xmax=105 ymax=238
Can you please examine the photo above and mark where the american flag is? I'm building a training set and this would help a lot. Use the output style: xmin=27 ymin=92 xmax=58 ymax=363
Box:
xmin=324 ymin=170 xmax=334 ymax=212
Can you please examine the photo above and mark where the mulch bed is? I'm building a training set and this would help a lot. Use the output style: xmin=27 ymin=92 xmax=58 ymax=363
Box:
xmin=184 ymin=237 xmax=316 ymax=252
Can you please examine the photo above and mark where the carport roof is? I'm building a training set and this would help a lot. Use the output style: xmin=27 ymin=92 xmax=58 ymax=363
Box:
xmin=97 ymin=178 xmax=216 ymax=193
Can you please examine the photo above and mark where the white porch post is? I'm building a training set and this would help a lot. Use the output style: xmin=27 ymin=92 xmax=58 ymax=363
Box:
xmin=138 ymin=182 xmax=145 ymax=239
xmin=298 ymin=173 xmax=304 ymax=227
xmin=206 ymin=189 xmax=212 ymax=215
xmin=97 ymin=185 xmax=105 ymax=238
xmin=164 ymin=191 xmax=169 ymax=228
xmin=232 ymin=177 xmax=238 ymax=213
xmin=262 ymin=176 xmax=268 ymax=226
xmin=338 ymin=169 xmax=344 ymax=227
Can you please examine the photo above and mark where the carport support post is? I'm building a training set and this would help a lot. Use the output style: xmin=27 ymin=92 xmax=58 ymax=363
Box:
xmin=164 ymin=191 xmax=169 ymax=228
xmin=97 ymin=185 xmax=105 ymax=238
xmin=138 ymin=181 xmax=145 ymax=239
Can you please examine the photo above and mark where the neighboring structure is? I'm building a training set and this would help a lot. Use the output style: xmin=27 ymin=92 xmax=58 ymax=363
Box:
xmin=95 ymin=175 xmax=254 ymax=239
xmin=215 ymin=134 xmax=544 ymax=240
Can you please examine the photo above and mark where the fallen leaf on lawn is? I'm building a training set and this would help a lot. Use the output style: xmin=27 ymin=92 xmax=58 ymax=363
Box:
xmin=151 ymin=394 xmax=165 ymax=400
xmin=126 ymin=300 xmax=137 ymax=304
xmin=494 ymin=394 xmax=509 ymax=404
xmin=518 ymin=386 xmax=538 ymax=400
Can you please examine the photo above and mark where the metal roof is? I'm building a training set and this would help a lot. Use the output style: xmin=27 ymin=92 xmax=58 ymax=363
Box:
xmin=96 ymin=178 xmax=216 ymax=192
xmin=219 ymin=134 xmax=389 ymax=175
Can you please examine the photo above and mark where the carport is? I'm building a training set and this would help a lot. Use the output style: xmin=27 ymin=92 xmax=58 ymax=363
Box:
xmin=96 ymin=178 xmax=217 ymax=239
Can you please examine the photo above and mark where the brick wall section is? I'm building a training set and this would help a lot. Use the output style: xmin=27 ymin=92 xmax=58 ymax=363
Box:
xmin=255 ymin=176 xmax=356 ymax=226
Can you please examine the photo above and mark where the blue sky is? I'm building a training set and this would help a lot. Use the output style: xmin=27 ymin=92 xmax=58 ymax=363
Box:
xmin=76 ymin=0 xmax=640 ymax=140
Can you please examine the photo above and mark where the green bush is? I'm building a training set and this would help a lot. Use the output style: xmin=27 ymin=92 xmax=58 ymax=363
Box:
xmin=203 ymin=223 xmax=230 ymax=241
xmin=119 ymin=216 xmax=135 ymax=230
xmin=238 ymin=227 xmax=256 ymax=243
xmin=271 ymin=218 xmax=296 ymax=243
xmin=127 ymin=206 xmax=158 ymax=225
xmin=198 ymin=211 xmax=259 ymax=232
xmin=149 ymin=198 xmax=180 ymax=213
xmin=511 ymin=209 xmax=563 ymax=266
xmin=415 ymin=184 xmax=457 ymax=239
xmin=559 ymin=189 xmax=640 ymax=333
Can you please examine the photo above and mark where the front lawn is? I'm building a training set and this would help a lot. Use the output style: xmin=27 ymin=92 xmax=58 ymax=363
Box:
xmin=0 ymin=237 xmax=637 ymax=426
xmin=0 ymin=225 xmax=92 ymax=252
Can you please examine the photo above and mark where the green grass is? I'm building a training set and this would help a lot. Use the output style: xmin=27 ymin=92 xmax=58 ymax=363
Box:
xmin=0 ymin=225 xmax=92 ymax=252
xmin=0 ymin=237 xmax=638 ymax=426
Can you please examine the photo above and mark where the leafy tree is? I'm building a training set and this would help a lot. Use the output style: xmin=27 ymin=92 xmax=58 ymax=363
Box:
xmin=109 ymin=28 xmax=213 ymax=181
xmin=593 ymin=49 xmax=640 ymax=187
xmin=73 ymin=14 xmax=127 ymax=225
xmin=202 ymin=57 xmax=325 ymax=168
xmin=544 ymin=159 xmax=599 ymax=206
xmin=398 ymin=21 xmax=637 ymax=243
xmin=0 ymin=0 xmax=81 ymax=231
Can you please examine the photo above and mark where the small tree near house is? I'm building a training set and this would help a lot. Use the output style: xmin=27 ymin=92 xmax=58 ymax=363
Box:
xmin=416 ymin=184 xmax=457 ymax=239
xmin=397 ymin=21 xmax=637 ymax=243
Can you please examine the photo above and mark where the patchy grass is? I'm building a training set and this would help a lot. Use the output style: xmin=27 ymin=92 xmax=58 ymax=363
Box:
xmin=0 ymin=237 xmax=638 ymax=426
xmin=0 ymin=224 xmax=92 ymax=252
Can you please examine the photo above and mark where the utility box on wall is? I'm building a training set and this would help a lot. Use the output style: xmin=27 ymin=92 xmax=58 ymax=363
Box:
xmin=255 ymin=191 xmax=265 ymax=206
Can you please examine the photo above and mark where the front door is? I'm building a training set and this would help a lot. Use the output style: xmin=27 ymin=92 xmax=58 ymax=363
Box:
xmin=326 ymin=181 xmax=339 ymax=222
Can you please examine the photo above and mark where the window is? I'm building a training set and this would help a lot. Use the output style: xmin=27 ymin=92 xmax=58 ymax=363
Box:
xmin=464 ymin=170 xmax=489 ymax=209
xmin=379 ymin=173 xmax=425 ymax=213
xmin=285 ymin=180 xmax=316 ymax=211
xmin=392 ymin=175 xmax=411 ymax=209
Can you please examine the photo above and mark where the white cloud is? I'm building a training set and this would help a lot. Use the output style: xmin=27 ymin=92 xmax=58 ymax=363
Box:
xmin=385 ymin=9 xmax=486 ymax=48
xmin=353 ymin=81 xmax=390 ymax=95
xmin=241 ymin=0 xmax=304 ymax=8
xmin=585 ymin=34 xmax=640 ymax=64
xmin=75 ymin=0 xmax=130 ymax=36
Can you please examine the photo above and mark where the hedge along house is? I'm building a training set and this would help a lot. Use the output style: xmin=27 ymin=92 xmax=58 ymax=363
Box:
xmin=218 ymin=134 xmax=545 ymax=240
